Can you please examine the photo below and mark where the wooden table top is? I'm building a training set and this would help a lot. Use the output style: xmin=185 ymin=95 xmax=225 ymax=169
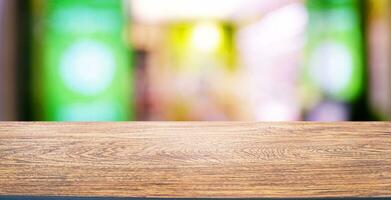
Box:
xmin=0 ymin=122 xmax=390 ymax=198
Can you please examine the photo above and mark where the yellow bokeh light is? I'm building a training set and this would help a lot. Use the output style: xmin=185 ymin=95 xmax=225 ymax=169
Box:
xmin=191 ymin=22 xmax=222 ymax=53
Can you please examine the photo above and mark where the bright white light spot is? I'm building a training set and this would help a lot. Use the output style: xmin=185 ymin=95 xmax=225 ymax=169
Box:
xmin=309 ymin=42 xmax=353 ymax=96
xmin=191 ymin=22 xmax=221 ymax=53
xmin=131 ymin=0 xmax=274 ymax=22
xmin=255 ymin=102 xmax=298 ymax=121
xmin=239 ymin=3 xmax=307 ymax=49
xmin=60 ymin=40 xmax=115 ymax=95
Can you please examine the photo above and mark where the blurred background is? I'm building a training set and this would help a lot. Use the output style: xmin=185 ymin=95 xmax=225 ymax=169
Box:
xmin=0 ymin=0 xmax=390 ymax=121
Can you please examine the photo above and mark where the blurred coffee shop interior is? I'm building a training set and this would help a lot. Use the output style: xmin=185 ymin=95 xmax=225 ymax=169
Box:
xmin=0 ymin=0 xmax=391 ymax=121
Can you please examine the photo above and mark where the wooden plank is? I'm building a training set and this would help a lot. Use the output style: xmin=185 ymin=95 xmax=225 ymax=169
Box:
xmin=0 ymin=122 xmax=390 ymax=198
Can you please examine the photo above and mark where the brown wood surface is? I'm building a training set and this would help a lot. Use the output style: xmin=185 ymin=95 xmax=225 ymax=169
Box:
xmin=0 ymin=122 xmax=391 ymax=198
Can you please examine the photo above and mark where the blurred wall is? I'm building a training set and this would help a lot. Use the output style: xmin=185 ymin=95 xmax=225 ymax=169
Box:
xmin=0 ymin=0 xmax=17 ymax=120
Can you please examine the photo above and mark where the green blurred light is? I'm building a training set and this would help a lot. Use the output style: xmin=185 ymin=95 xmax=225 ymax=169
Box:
xmin=32 ymin=0 xmax=133 ymax=121
xmin=304 ymin=0 xmax=363 ymax=102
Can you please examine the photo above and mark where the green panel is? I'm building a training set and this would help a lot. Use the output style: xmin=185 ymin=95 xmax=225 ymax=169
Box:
xmin=32 ymin=0 xmax=133 ymax=121
xmin=304 ymin=0 xmax=364 ymax=102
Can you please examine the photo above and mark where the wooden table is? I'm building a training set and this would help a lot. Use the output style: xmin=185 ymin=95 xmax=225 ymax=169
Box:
xmin=0 ymin=122 xmax=390 ymax=198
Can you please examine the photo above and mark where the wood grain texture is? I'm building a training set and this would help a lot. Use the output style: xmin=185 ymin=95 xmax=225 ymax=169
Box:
xmin=0 ymin=122 xmax=390 ymax=198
